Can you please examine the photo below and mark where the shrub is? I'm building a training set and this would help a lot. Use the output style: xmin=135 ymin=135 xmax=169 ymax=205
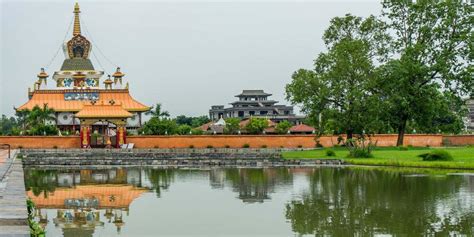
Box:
xmin=154 ymin=145 xmax=159 ymax=148
xmin=261 ymin=145 xmax=267 ymax=148
xmin=315 ymin=141 xmax=323 ymax=148
xmin=206 ymin=145 xmax=213 ymax=148
xmin=297 ymin=145 xmax=303 ymax=148
xmin=418 ymin=150 xmax=453 ymax=161
xmin=53 ymin=145 xmax=58 ymax=149
xmin=224 ymin=145 xmax=230 ymax=148
xmin=242 ymin=143 xmax=250 ymax=148
xmin=347 ymin=149 xmax=373 ymax=158
xmin=189 ymin=145 xmax=194 ymax=149
xmin=399 ymin=146 xmax=409 ymax=151
xmin=18 ymin=145 xmax=23 ymax=149
xmin=407 ymin=145 xmax=414 ymax=148
xmin=326 ymin=149 xmax=336 ymax=156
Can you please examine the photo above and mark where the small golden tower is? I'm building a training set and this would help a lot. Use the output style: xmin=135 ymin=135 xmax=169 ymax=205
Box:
xmin=104 ymin=75 xmax=114 ymax=89
xmin=37 ymin=68 xmax=49 ymax=86
xmin=113 ymin=67 xmax=125 ymax=85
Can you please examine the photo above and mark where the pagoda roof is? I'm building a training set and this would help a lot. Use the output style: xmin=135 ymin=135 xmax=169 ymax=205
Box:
xmin=17 ymin=89 xmax=150 ymax=112
xmin=27 ymin=184 xmax=148 ymax=209
xmin=75 ymin=104 xmax=133 ymax=118
xmin=289 ymin=124 xmax=315 ymax=133
xmin=235 ymin=90 xmax=272 ymax=97
xmin=230 ymin=100 xmax=278 ymax=105
xmin=61 ymin=58 xmax=95 ymax=71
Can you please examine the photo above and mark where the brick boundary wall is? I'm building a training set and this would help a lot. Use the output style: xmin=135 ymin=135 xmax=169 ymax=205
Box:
xmin=442 ymin=135 xmax=474 ymax=146
xmin=0 ymin=136 xmax=80 ymax=149
xmin=1 ymin=134 xmax=470 ymax=149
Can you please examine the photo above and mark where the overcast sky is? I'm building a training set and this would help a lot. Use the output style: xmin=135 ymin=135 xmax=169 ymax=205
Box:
xmin=0 ymin=0 xmax=381 ymax=117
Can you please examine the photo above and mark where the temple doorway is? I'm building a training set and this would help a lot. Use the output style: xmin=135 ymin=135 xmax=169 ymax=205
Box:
xmin=90 ymin=121 xmax=118 ymax=148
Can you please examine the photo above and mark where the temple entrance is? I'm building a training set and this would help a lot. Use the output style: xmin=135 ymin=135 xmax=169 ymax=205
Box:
xmin=75 ymin=104 xmax=132 ymax=149
xmin=90 ymin=121 xmax=118 ymax=148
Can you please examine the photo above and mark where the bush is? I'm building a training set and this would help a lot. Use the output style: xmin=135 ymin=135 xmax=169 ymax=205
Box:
xmin=297 ymin=145 xmax=303 ymax=148
xmin=189 ymin=145 xmax=194 ymax=149
xmin=418 ymin=150 xmax=453 ymax=161
xmin=224 ymin=145 xmax=230 ymax=148
xmin=399 ymin=146 xmax=409 ymax=151
xmin=53 ymin=145 xmax=58 ymax=149
xmin=261 ymin=145 xmax=267 ymax=148
xmin=326 ymin=149 xmax=336 ymax=156
xmin=315 ymin=141 xmax=323 ymax=148
xmin=242 ymin=143 xmax=250 ymax=148
xmin=206 ymin=145 xmax=213 ymax=149
xmin=347 ymin=149 xmax=373 ymax=158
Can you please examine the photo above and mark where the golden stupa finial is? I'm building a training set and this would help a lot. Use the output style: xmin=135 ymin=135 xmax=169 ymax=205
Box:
xmin=73 ymin=2 xmax=81 ymax=36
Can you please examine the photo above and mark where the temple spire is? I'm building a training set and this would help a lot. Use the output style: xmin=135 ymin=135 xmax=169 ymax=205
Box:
xmin=73 ymin=2 xmax=81 ymax=36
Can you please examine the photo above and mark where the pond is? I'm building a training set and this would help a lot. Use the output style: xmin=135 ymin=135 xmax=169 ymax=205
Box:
xmin=24 ymin=167 xmax=474 ymax=236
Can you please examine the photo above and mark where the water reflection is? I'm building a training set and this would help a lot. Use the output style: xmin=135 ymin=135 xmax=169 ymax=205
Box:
xmin=285 ymin=168 xmax=474 ymax=236
xmin=23 ymin=167 xmax=474 ymax=236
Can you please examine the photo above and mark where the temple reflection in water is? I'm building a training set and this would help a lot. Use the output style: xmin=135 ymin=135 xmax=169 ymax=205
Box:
xmin=24 ymin=167 xmax=297 ymax=236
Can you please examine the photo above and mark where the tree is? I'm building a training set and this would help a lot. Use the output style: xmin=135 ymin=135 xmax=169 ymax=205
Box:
xmin=275 ymin=120 xmax=292 ymax=134
xmin=146 ymin=103 xmax=170 ymax=119
xmin=245 ymin=118 xmax=269 ymax=134
xmin=176 ymin=115 xmax=210 ymax=128
xmin=28 ymin=104 xmax=55 ymax=127
xmin=177 ymin=124 xmax=192 ymax=135
xmin=286 ymin=14 xmax=388 ymax=139
xmin=140 ymin=117 xmax=178 ymax=135
xmin=379 ymin=0 xmax=473 ymax=145
xmin=0 ymin=115 xmax=18 ymax=135
xmin=224 ymin=118 xmax=241 ymax=134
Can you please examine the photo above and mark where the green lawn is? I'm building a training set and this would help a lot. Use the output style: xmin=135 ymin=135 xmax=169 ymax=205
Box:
xmin=282 ymin=147 xmax=474 ymax=170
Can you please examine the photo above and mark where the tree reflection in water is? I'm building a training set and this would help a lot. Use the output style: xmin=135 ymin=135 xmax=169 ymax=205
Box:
xmin=223 ymin=168 xmax=293 ymax=203
xmin=285 ymin=168 xmax=474 ymax=236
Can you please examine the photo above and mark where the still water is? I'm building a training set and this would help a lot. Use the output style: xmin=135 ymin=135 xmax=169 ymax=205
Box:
xmin=24 ymin=167 xmax=474 ymax=237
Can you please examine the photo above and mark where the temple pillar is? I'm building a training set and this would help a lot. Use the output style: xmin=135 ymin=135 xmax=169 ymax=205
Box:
xmin=117 ymin=126 xmax=126 ymax=148
xmin=80 ymin=125 xmax=91 ymax=148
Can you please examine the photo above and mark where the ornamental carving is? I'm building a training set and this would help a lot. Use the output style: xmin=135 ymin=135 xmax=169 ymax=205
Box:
xmin=67 ymin=34 xmax=91 ymax=59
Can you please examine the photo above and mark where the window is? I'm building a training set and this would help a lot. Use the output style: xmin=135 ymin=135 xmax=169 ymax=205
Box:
xmin=238 ymin=111 xmax=244 ymax=117
xmin=260 ymin=111 xmax=268 ymax=115
xmin=249 ymin=111 xmax=255 ymax=116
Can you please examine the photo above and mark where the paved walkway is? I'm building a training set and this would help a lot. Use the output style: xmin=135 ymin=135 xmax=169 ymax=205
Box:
xmin=0 ymin=150 xmax=30 ymax=237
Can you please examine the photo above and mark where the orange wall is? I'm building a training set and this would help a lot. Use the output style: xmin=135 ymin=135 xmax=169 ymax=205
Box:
xmin=0 ymin=134 xmax=465 ymax=149
xmin=127 ymin=134 xmax=444 ymax=148
xmin=443 ymin=135 xmax=474 ymax=146
xmin=0 ymin=136 xmax=80 ymax=149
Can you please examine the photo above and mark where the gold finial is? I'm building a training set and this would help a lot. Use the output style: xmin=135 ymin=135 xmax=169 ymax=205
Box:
xmin=37 ymin=68 xmax=48 ymax=85
xmin=73 ymin=2 xmax=81 ymax=36
xmin=113 ymin=67 xmax=125 ymax=85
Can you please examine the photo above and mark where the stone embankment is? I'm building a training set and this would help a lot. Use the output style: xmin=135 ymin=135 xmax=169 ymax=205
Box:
xmin=0 ymin=150 xmax=29 ymax=237
xmin=20 ymin=148 xmax=346 ymax=167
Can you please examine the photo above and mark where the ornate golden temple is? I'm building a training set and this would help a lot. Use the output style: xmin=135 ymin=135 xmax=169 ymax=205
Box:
xmin=17 ymin=3 xmax=150 ymax=148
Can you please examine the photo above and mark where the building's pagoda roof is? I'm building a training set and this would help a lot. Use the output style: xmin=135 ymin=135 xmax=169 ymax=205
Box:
xmin=17 ymin=89 xmax=149 ymax=112
xmin=235 ymin=90 xmax=272 ymax=97
xmin=230 ymin=100 xmax=278 ymax=105
xmin=27 ymin=184 xmax=148 ymax=209
xmin=75 ymin=104 xmax=133 ymax=118
xmin=289 ymin=124 xmax=315 ymax=133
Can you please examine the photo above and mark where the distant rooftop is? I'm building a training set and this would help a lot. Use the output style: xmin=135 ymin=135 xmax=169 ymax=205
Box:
xmin=235 ymin=90 xmax=272 ymax=97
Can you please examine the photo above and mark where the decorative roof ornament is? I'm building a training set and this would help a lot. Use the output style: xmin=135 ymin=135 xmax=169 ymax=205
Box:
xmin=104 ymin=75 xmax=114 ymax=89
xmin=37 ymin=68 xmax=49 ymax=86
xmin=66 ymin=2 xmax=91 ymax=59
xmin=113 ymin=67 xmax=125 ymax=85
xmin=73 ymin=2 xmax=81 ymax=36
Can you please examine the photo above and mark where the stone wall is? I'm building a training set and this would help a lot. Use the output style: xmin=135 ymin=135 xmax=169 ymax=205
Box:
xmin=0 ymin=134 xmax=465 ymax=149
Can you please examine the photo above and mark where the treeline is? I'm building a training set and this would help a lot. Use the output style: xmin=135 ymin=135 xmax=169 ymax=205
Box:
xmin=0 ymin=105 xmax=58 ymax=135
xmin=286 ymin=0 xmax=473 ymax=146
xmin=139 ymin=103 xmax=210 ymax=135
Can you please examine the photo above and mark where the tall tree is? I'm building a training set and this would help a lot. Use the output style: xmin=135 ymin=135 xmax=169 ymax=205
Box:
xmin=146 ymin=103 xmax=170 ymax=120
xmin=286 ymin=14 xmax=389 ymax=138
xmin=379 ymin=0 xmax=473 ymax=145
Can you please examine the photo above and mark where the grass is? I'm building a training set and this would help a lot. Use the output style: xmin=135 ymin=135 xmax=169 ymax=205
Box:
xmin=282 ymin=146 xmax=474 ymax=170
